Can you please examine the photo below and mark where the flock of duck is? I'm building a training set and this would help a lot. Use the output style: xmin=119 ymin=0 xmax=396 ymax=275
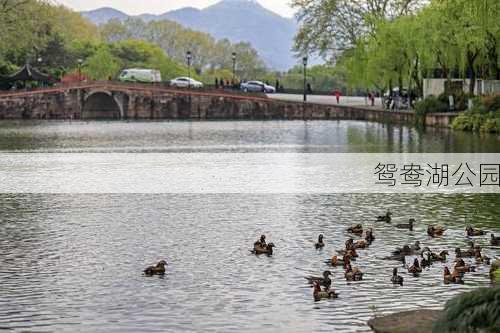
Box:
xmin=142 ymin=211 xmax=500 ymax=302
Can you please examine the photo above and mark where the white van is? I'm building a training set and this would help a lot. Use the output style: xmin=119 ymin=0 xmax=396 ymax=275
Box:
xmin=118 ymin=69 xmax=162 ymax=83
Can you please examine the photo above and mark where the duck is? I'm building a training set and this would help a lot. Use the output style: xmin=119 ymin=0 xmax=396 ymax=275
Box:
xmin=353 ymin=239 xmax=369 ymax=249
xmin=466 ymin=225 xmax=486 ymax=236
xmin=393 ymin=241 xmax=421 ymax=256
xmin=347 ymin=224 xmax=363 ymax=236
xmin=396 ymin=218 xmax=415 ymax=231
xmin=474 ymin=250 xmax=491 ymax=265
xmin=337 ymin=247 xmax=358 ymax=258
xmin=313 ymin=281 xmax=338 ymax=301
xmin=454 ymin=258 xmax=476 ymax=273
xmin=391 ymin=268 xmax=404 ymax=286
xmin=421 ymin=252 xmax=433 ymax=268
xmin=305 ymin=270 xmax=332 ymax=289
xmin=345 ymin=264 xmax=363 ymax=281
xmin=255 ymin=234 xmax=267 ymax=247
xmin=377 ymin=211 xmax=392 ymax=223
xmin=491 ymin=234 xmax=500 ymax=246
xmin=253 ymin=242 xmax=275 ymax=255
xmin=431 ymin=250 xmax=449 ymax=262
xmin=443 ymin=266 xmax=464 ymax=284
xmin=407 ymin=258 xmax=422 ymax=275
xmin=315 ymin=234 xmax=325 ymax=249
xmin=365 ymin=228 xmax=375 ymax=243
xmin=427 ymin=225 xmax=445 ymax=237
xmin=144 ymin=260 xmax=167 ymax=276
xmin=455 ymin=247 xmax=474 ymax=258
xmin=327 ymin=255 xmax=348 ymax=267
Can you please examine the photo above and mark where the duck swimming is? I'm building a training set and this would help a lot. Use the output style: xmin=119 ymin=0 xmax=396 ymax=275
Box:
xmin=427 ymin=225 xmax=445 ymax=237
xmin=253 ymin=242 xmax=275 ymax=255
xmin=455 ymin=247 xmax=474 ymax=258
xmin=345 ymin=264 xmax=363 ymax=281
xmin=391 ymin=268 xmax=403 ymax=286
xmin=347 ymin=224 xmax=363 ymax=236
xmin=454 ymin=258 xmax=475 ymax=273
xmin=365 ymin=228 xmax=375 ymax=243
xmin=327 ymin=255 xmax=351 ymax=268
xmin=313 ymin=281 xmax=338 ymax=301
xmin=315 ymin=234 xmax=325 ymax=249
xmin=474 ymin=249 xmax=491 ymax=265
xmin=393 ymin=241 xmax=420 ymax=256
xmin=421 ymin=252 xmax=433 ymax=268
xmin=431 ymin=250 xmax=449 ymax=262
xmin=491 ymin=234 xmax=500 ymax=246
xmin=353 ymin=239 xmax=369 ymax=249
xmin=377 ymin=211 xmax=392 ymax=223
xmin=144 ymin=260 xmax=167 ymax=276
xmin=407 ymin=258 xmax=422 ymax=275
xmin=396 ymin=218 xmax=414 ymax=231
xmin=337 ymin=247 xmax=358 ymax=259
xmin=443 ymin=266 xmax=464 ymax=284
xmin=466 ymin=226 xmax=486 ymax=236
xmin=305 ymin=270 xmax=332 ymax=290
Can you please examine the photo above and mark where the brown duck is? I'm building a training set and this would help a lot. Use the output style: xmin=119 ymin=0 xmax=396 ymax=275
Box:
xmin=313 ymin=281 xmax=338 ymax=301
xmin=347 ymin=224 xmax=363 ymax=236
xmin=407 ymin=258 xmax=422 ymax=274
xmin=427 ymin=225 xmax=445 ymax=237
xmin=466 ymin=226 xmax=486 ymax=236
xmin=144 ymin=260 xmax=167 ymax=276
xmin=443 ymin=266 xmax=464 ymax=284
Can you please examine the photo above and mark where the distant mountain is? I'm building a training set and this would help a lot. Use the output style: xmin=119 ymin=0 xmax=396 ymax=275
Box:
xmin=81 ymin=0 xmax=300 ymax=71
xmin=81 ymin=7 xmax=129 ymax=25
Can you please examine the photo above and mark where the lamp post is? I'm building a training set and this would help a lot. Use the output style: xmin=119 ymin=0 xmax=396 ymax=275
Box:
xmin=302 ymin=56 xmax=308 ymax=102
xmin=186 ymin=51 xmax=192 ymax=88
xmin=231 ymin=52 xmax=237 ymax=83
xmin=77 ymin=59 xmax=83 ymax=82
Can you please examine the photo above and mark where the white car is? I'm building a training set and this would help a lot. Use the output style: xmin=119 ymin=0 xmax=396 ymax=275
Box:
xmin=170 ymin=77 xmax=203 ymax=88
xmin=241 ymin=81 xmax=276 ymax=93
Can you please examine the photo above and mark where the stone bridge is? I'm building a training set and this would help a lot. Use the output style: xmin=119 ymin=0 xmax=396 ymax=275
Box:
xmin=0 ymin=82 xmax=456 ymax=126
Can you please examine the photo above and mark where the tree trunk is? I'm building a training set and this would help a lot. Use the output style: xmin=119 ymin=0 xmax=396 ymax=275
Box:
xmin=467 ymin=49 xmax=479 ymax=96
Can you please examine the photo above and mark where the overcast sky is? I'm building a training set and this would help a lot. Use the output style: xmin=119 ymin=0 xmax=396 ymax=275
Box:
xmin=55 ymin=0 xmax=296 ymax=18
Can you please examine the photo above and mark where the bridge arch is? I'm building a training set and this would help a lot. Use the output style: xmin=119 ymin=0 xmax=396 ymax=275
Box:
xmin=82 ymin=91 xmax=124 ymax=119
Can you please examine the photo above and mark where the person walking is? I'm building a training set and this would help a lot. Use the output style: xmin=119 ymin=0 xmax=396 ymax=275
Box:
xmin=335 ymin=90 xmax=341 ymax=104
xmin=275 ymin=79 xmax=280 ymax=92
xmin=215 ymin=78 xmax=219 ymax=89
xmin=307 ymin=83 xmax=312 ymax=94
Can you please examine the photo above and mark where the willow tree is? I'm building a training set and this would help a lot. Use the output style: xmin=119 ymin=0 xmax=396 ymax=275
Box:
xmin=430 ymin=0 xmax=500 ymax=93
xmin=292 ymin=0 xmax=425 ymax=59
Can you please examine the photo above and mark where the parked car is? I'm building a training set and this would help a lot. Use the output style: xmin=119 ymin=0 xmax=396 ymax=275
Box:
xmin=240 ymin=81 xmax=276 ymax=93
xmin=118 ymin=69 xmax=161 ymax=83
xmin=170 ymin=77 xmax=203 ymax=88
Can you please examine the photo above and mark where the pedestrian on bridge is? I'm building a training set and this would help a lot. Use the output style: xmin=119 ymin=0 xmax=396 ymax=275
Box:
xmin=334 ymin=90 xmax=341 ymax=104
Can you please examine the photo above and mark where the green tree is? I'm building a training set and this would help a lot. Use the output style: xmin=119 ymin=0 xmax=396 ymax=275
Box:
xmin=83 ymin=46 xmax=121 ymax=80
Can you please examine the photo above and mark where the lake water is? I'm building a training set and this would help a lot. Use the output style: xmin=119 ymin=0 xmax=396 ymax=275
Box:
xmin=0 ymin=120 xmax=499 ymax=332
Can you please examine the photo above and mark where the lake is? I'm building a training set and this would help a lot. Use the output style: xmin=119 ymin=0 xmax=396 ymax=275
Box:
xmin=0 ymin=120 xmax=499 ymax=332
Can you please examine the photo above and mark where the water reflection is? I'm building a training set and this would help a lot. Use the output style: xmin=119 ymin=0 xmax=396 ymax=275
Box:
xmin=0 ymin=194 xmax=499 ymax=332
xmin=0 ymin=120 xmax=498 ymax=153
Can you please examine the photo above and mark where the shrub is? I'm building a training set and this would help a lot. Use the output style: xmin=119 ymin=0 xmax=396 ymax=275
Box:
xmin=414 ymin=95 xmax=448 ymax=126
xmin=432 ymin=287 xmax=500 ymax=333
xmin=482 ymin=93 xmax=500 ymax=112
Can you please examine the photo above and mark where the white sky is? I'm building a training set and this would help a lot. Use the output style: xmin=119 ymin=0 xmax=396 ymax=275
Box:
xmin=55 ymin=0 xmax=296 ymax=18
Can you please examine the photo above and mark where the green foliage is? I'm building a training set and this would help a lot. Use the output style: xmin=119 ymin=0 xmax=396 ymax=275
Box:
xmin=432 ymin=287 xmax=500 ymax=333
xmin=99 ymin=19 xmax=267 ymax=80
xmin=83 ymin=46 xmax=121 ymax=80
xmin=311 ymin=0 xmax=500 ymax=95
xmin=451 ymin=94 xmax=500 ymax=133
